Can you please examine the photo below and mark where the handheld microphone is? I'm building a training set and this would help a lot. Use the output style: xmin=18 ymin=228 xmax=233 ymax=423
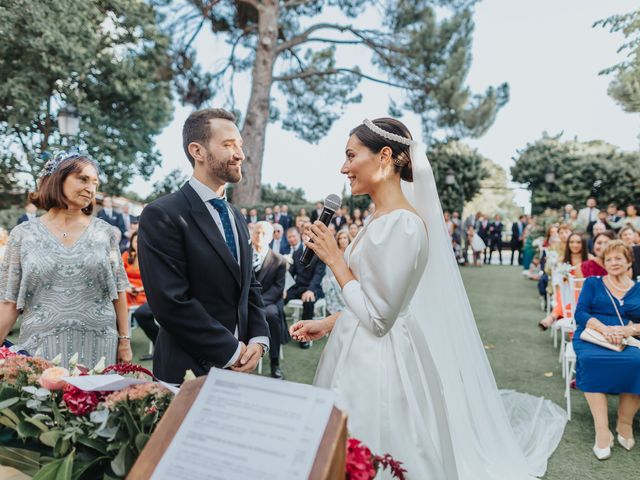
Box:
xmin=301 ymin=194 xmax=342 ymax=268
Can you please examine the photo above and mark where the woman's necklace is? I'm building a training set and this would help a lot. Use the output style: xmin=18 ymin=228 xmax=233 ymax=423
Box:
xmin=607 ymin=276 xmax=634 ymax=305
xmin=45 ymin=218 xmax=85 ymax=239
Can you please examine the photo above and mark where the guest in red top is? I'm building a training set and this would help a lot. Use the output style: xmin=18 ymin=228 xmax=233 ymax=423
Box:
xmin=122 ymin=232 xmax=157 ymax=355
xmin=581 ymin=231 xmax=616 ymax=278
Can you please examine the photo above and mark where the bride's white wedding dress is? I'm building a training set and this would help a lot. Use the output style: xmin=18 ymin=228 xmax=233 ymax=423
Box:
xmin=314 ymin=141 xmax=567 ymax=479
xmin=315 ymin=210 xmax=458 ymax=478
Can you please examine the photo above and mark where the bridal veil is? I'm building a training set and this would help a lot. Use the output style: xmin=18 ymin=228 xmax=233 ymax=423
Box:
xmin=401 ymin=140 xmax=567 ymax=479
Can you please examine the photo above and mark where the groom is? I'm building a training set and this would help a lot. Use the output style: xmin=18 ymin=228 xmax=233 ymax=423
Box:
xmin=138 ymin=108 xmax=269 ymax=384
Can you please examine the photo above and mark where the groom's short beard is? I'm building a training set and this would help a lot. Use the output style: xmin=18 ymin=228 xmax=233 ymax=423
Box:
xmin=207 ymin=150 xmax=241 ymax=184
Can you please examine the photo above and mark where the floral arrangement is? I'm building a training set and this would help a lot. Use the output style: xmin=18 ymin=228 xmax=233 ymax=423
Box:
xmin=346 ymin=438 xmax=406 ymax=480
xmin=0 ymin=348 xmax=173 ymax=479
xmin=0 ymin=346 xmax=406 ymax=479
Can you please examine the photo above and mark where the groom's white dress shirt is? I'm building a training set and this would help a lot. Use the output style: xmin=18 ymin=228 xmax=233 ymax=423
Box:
xmin=189 ymin=177 xmax=269 ymax=368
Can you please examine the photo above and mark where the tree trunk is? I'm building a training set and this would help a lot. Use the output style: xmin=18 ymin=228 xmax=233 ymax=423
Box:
xmin=234 ymin=1 xmax=279 ymax=206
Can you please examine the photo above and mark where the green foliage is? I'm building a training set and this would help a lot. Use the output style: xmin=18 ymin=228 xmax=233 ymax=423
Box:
xmin=260 ymin=182 xmax=307 ymax=206
xmin=146 ymin=168 xmax=189 ymax=202
xmin=0 ymin=361 xmax=172 ymax=479
xmin=0 ymin=0 xmax=174 ymax=195
xmin=428 ymin=140 xmax=489 ymax=213
xmin=596 ymin=9 xmax=640 ymax=117
xmin=169 ymin=0 xmax=507 ymax=144
xmin=381 ymin=4 xmax=509 ymax=141
xmin=511 ymin=133 xmax=640 ymax=214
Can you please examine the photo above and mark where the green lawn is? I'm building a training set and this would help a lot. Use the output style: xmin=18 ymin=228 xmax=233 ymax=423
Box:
xmin=10 ymin=266 xmax=640 ymax=478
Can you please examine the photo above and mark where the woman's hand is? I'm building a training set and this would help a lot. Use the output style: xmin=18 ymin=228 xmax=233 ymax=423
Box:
xmin=602 ymin=326 xmax=626 ymax=345
xmin=117 ymin=339 xmax=133 ymax=363
xmin=304 ymin=221 xmax=342 ymax=267
xmin=290 ymin=319 xmax=330 ymax=342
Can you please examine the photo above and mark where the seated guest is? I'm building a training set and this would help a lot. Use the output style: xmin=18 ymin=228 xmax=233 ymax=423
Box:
xmin=270 ymin=223 xmax=286 ymax=254
xmin=539 ymin=233 xmax=588 ymax=330
xmin=122 ymin=232 xmax=158 ymax=360
xmin=352 ymin=208 xmax=364 ymax=227
xmin=247 ymin=208 xmax=259 ymax=224
xmin=573 ymin=240 xmax=640 ymax=460
xmin=285 ymin=225 xmax=326 ymax=349
xmin=264 ymin=207 xmax=274 ymax=223
xmin=16 ymin=203 xmax=38 ymax=225
xmin=625 ymin=204 xmax=640 ymax=231
xmin=588 ymin=221 xmax=608 ymax=254
xmin=582 ymin=231 xmax=616 ymax=278
xmin=619 ymin=225 xmax=636 ymax=248
xmin=284 ymin=227 xmax=303 ymax=256
xmin=252 ymin=222 xmax=287 ymax=379
xmin=322 ymin=230 xmax=350 ymax=314
xmin=295 ymin=209 xmax=310 ymax=232
xmin=347 ymin=222 xmax=359 ymax=242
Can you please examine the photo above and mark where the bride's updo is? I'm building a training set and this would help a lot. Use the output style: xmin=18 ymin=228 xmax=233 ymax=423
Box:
xmin=350 ymin=117 xmax=414 ymax=182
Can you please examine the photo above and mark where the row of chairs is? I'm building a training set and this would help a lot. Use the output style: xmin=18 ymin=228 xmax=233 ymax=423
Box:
xmin=547 ymin=273 xmax=584 ymax=420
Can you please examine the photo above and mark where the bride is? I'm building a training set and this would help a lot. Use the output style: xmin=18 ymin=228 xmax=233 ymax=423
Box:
xmin=290 ymin=118 xmax=567 ymax=479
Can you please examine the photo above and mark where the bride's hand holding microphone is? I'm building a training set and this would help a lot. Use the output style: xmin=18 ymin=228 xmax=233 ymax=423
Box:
xmin=289 ymin=221 xmax=349 ymax=343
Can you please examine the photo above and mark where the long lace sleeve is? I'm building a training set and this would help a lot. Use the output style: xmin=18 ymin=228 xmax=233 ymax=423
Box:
xmin=0 ymin=227 xmax=24 ymax=307
xmin=341 ymin=213 xmax=427 ymax=337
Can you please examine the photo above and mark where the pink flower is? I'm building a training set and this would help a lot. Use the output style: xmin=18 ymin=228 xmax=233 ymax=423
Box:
xmin=38 ymin=366 xmax=70 ymax=391
xmin=0 ymin=346 xmax=17 ymax=360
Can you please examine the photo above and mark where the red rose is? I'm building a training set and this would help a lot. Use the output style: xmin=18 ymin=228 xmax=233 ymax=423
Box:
xmin=346 ymin=438 xmax=376 ymax=480
xmin=62 ymin=384 xmax=105 ymax=416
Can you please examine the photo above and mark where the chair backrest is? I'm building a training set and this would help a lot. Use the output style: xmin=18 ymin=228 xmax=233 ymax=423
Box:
xmin=568 ymin=275 xmax=585 ymax=318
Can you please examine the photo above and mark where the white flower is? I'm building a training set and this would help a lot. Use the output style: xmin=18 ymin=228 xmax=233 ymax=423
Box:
xmin=51 ymin=353 xmax=62 ymax=366
xmin=92 ymin=357 xmax=106 ymax=374
xmin=68 ymin=353 xmax=79 ymax=368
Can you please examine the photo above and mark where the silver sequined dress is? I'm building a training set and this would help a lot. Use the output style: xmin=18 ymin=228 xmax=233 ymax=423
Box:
xmin=0 ymin=217 xmax=128 ymax=367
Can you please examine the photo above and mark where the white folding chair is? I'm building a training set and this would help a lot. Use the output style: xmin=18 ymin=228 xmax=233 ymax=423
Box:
xmin=559 ymin=276 xmax=584 ymax=377
xmin=563 ymin=341 xmax=577 ymax=420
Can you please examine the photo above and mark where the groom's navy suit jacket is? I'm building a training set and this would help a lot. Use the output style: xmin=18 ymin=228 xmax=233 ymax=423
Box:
xmin=138 ymin=183 xmax=269 ymax=383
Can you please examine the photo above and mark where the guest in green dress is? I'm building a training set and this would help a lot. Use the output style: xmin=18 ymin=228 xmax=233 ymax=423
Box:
xmin=0 ymin=152 xmax=131 ymax=367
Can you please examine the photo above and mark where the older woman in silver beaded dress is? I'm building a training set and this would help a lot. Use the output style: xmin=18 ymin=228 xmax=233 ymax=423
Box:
xmin=0 ymin=152 xmax=131 ymax=367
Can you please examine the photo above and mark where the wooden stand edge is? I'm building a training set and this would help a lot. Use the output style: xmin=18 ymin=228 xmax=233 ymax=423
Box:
xmin=127 ymin=376 xmax=347 ymax=480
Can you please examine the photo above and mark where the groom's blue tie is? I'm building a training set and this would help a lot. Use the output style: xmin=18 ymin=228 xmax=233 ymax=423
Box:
xmin=209 ymin=198 xmax=238 ymax=262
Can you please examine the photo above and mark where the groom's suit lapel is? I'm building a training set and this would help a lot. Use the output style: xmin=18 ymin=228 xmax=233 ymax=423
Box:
xmin=182 ymin=184 xmax=241 ymax=286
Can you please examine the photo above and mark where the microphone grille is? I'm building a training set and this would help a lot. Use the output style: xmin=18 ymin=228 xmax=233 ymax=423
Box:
xmin=324 ymin=194 xmax=341 ymax=211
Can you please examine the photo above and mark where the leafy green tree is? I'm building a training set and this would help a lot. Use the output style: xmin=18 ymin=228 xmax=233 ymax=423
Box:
xmin=511 ymin=133 xmax=640 ymax=214
xmin=0 ymin=0 xmax=174 ymax=195
xmin=146 ymin=168 xmax=189 ymax=202
xmin=596 ymin=9 xmax=640 ymax=121
xmin=260 ymin=182 xmax=307 ymax=206
xmin=166 ymin=0 xmax=508 ymax=204
xmin=428 ymin=140 xmax=489 ymax=213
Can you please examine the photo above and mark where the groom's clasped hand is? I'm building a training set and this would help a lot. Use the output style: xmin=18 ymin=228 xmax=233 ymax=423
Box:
xmin=230 ymin=341 xmax=264 ymax=373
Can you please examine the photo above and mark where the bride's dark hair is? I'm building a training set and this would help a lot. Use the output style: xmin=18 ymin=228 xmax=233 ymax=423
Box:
xmin=349 ymin=117 xmax=414 ymax=182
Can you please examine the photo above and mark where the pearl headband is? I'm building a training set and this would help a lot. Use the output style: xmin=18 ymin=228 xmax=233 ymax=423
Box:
xmin=362 ymin=119 xmax=412 ymax=167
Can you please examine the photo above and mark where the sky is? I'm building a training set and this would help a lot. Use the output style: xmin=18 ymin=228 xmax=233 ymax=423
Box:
xmin=133 ymin=0 xmax=639 ymax=211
